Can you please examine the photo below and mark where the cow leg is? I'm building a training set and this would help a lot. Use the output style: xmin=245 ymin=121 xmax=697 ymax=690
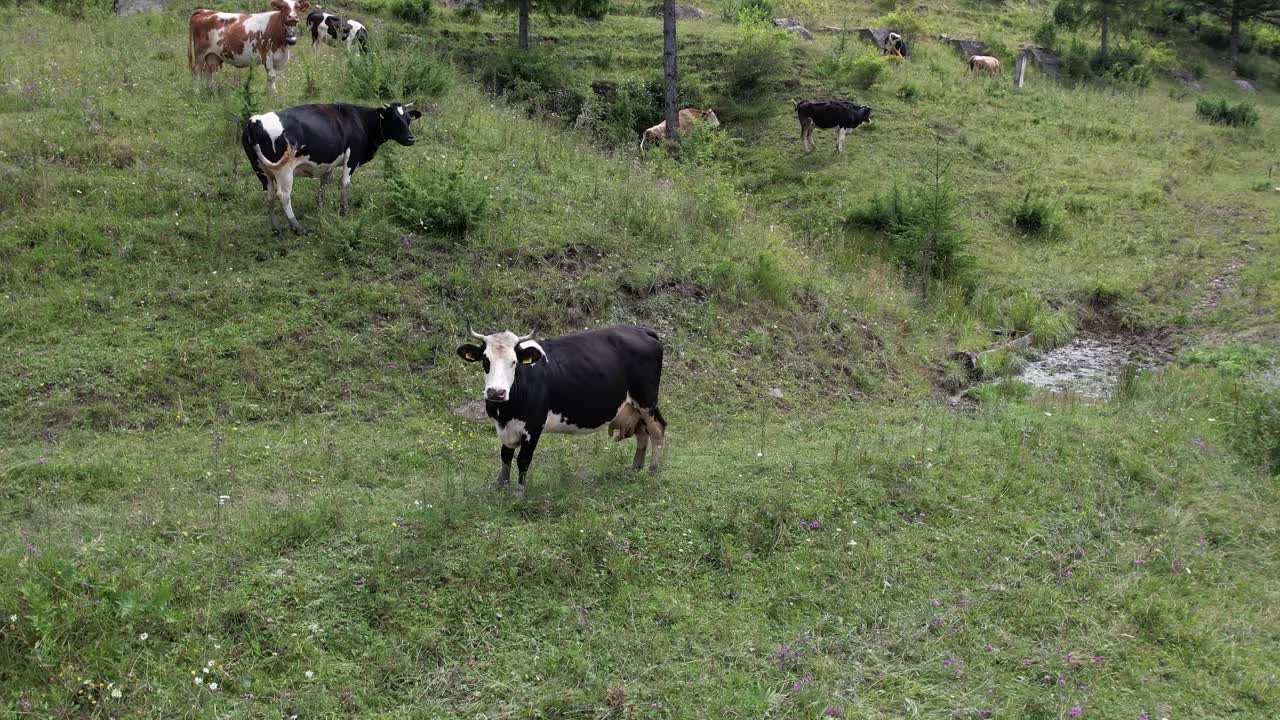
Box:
xmin=641 ymin=409 xmax=666 ymax=475
xmin=631 ymin=426 xmax=649 ymax=471
xmin=340 ymin=163 xmax=353 ymax=214
xmin=837 ymin=127 xmax=847 ymax=154
xmin=262 ymin=175 xmax=283 ymax=234
xmin=275 ymin=173 xmax=305 ymax=235
xmin=513 ymin=431 xmax=541 ymax=500
xmin=317 ymin=172 xmax=331 ymax=208
xmin=495 ymin=445 xmax=514 ymax=489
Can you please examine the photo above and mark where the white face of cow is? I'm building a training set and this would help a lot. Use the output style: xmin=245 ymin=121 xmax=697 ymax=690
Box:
xmin=270 ymin=0 xmax=308 ymax=27
xmin=457 ymin=330 xmax=546 ymax=403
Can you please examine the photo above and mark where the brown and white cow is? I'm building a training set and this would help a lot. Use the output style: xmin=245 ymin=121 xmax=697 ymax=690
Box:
xmin=639 ymin=108 xmax=720 ymax=151
xmin=188 ymin=0 xmax=310 ymax=96
xmin=968 ymin=55 xmax=1001 ymax=75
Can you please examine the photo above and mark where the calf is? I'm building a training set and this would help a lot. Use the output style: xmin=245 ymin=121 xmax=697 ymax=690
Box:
xmin=189 ymin=0 xmax=309 ymax=96
xmin=882 ymin=32 xmax=910 ymax=59
xmin=795 ymin=100 xmax=872 ymax=153
xmin=242 ymin=102 xmax=420 ymax=234
xmin=457 ymin=324 xmax=668 ymax=500
xmin=307 ymin=10 xmax=367 ymax=53
xmin=968 ymin=55 xmax=1001 ymax=75
xmin=639 ymin=108 xmax=720 ymax=151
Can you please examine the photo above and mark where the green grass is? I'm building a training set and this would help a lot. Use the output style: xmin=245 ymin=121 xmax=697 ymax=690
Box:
xmin=3 ymin=1 xmax=1280 ymax=717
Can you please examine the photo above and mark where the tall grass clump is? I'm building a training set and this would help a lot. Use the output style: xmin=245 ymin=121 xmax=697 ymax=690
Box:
xmin=349 ymin=45 xmax=455 ymax=100
xmin=1196 ymin=98 xmax=1260 ymax=127
xmin=721 ymin=0 xmax=772 ymax=25
xmin=230 ymin=67 xmax=263 ymax=129
xmin=728 ymin=20 xmax=791 ymax=100
xmin=816 ymin=49 xmax=889 ymax=92
xmin=1053 ymin=0 xmax=1084 ymax=29
xmin=391 ymin=0 xmax=434 ymax=23
xmin=386 ymin=155 xmax=489 ymax=238
xmin=575 ymin=78 xmax=661 ymax=146
xmin=1007 ymin=191 xmax=1064 ymax=239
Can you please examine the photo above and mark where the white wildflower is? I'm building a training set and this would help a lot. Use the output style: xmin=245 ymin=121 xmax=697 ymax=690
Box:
xmin=208 ymin=682 xmax=219 ymax=690
xmin=304 ymin=670 xmax=315 ymax=679
xmin=8 ymin=614 xmax=15 ymax=623
xmin=139 ymin=632 xmax=149 ymax=641
xmin=194 ymin=676 xmax=204 ymax=685
xmin=111 ymin=688 xmax=122 ymax=699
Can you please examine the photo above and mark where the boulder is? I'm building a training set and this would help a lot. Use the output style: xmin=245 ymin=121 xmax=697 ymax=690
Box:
xmin=441 ymin=0 xmax=482 ymax=12
xmin=1169 ymin=68 xmax=1202 ymax=92
xmin=772 ymin=17 xmax=813 ymax=42
xmin=1234 ymin=78 xmax=1257 ymax=92
xmin=937 ymin=33 xmax=986 ymax=59
xmin=858 ymin=28 xmax=894 ymax=49
xmin=113 ymin=0 xmax=170 ymax=15
xmin=1019 ymin=45 xmax=1059 ymax=79
xmin=652 ymin=4 xmax=706 ymax=18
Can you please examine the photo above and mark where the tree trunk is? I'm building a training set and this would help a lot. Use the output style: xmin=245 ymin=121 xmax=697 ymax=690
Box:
xmin=1229 ymin=5 xmax=1241 ymax=66
xmin=518 ymin=0 xmax=530 ymax=50
xmin=662 ymin=0 xmax=679 ymax=146
xmin=1099 ymin=10 xmax=1110 ymax=55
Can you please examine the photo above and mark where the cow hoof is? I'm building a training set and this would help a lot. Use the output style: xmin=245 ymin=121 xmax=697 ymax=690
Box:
xmin=511 ymin=486 xmax=527 ymax=501
xmin=648 ymin=466 xmax=661 ymax=477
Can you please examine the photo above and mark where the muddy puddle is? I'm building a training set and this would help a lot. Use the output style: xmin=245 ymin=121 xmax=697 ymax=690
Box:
xmin=1018 ymin=336 xmax=1159 ymax=399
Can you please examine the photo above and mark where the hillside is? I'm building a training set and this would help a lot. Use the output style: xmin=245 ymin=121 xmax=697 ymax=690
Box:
xmin=2 ymin=1 xmax=1280 ymax=717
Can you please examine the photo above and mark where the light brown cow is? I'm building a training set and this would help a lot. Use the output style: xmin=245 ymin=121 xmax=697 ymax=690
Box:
xmin=968 ymin=55 xmax=1001 ymax=75
xmin=189 ymin=0 xmax=310 ymax=96
xmin=639 ymin=108 xmax=720 ymax=151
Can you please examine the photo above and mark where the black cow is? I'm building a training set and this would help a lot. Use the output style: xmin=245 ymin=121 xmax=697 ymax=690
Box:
xmin=306 ymin=10 xmax=367 ymax=53
xmin=457 ymin=324 xmax=668 ymax=500
xmin=881 ymin=32 xmax=910 ymax=59
xmin=795 ymin=100 xmax=873 ymax=154
xmin=241 ymin=102 xmax=420 ymax=234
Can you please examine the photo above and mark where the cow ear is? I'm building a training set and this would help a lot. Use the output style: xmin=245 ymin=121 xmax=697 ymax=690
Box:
xmin=409 ymin=109 xmax=422 ymax=120
xmin=457 ymin=344 xmax=483 ymax=363
xmin=517 ymin=344 xmax=543 ymax=366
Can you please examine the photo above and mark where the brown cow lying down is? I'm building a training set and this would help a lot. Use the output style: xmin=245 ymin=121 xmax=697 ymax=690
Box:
xmin=968 ymin=55 xmax=1001 ymax=74
xmin=640 ymin=108 xmax=720 ymax=151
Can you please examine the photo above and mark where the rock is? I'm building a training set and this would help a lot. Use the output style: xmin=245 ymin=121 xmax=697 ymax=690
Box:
xmin=651 ymin=4 xmax=706 ymax=18
xmin=113 ymin=0 xmax=170 ymax=15
xmin=858 ymin=28 xmax=894 ymax=50
xmin=937 ymin=33 xmax=987 ymax=59
xmin=452 ymin=399 xmax=489 ymax=423
xmin=1234 ymin=78 xmax=1256 ymax=92
xmin=441 ymin=0 xmax=482 ymax=12
xmin=1019 ymin=45 xmax=1059 ymax=80
xmin=772 ymin=18 xmax=813 ymax=42
xmin=819 ymin=25 xmax=847 ymax=33
xmin=1169 ymin=68 xmax=1202 ymax=92
xmin=768 ymin=388 xmax=784 ymax=399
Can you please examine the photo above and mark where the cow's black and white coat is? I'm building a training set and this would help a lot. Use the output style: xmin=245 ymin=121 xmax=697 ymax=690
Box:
xmin=306 ymin=10 xmax=367 ymax=52
xmin=795 ymin=100 xmax=873 ymax=153
xmin=457 ymin=325 xmax=668 ymax=499
xmin=241 ymin=102 xmax=420 ymax=234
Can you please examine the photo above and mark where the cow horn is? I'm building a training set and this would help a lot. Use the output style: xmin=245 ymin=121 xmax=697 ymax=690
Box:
xmin=516 ymin=326 xmax=538 ymax=342
xmin=466 ymin=320 xmax=486 ymax=340
xmin=403 ymin=102 xmax=415 ymax=109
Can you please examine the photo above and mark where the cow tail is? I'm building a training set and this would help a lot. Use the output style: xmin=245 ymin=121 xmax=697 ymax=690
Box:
xmin=968 ymin=56 xmax=975 ymax=71
xmin=651 ymin=406 xmax=667 ymax=431
xmin=187 ymin=14 xmax=195 ymax=72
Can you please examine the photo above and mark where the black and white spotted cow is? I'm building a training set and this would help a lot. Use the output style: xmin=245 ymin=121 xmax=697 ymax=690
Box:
xmin=306 ymin=9 xmax=367 ymax=53
xmin=795 ymin=100 xmax=873 ymax=153
xmin=241 ymin=102 xmax=420 ymax=234
xmin=457 ymin=324 xmax=668 ymax=499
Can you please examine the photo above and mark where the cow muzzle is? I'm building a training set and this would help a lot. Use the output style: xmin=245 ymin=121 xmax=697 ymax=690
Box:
xmin=485 ymin=387 xmax=509 ymax=402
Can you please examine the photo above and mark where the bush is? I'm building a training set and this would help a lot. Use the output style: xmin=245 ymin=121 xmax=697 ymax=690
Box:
xmin=1007 ymin=191 xmax=1064 ymax=239
xmin=727 ymin=20 xmax=791 ymax=98
xmin=576 ymin=78 xmax=662 ymax=146
xmin=1185 ymin=56 xmax=1207 ymax=80
xmin=815 ymin=49 xmax=888 ymax=92
xmin=28 ymin=0 xmax=112 ymax=18
xmin=875 ymin=10 xmax=926 ymax=42
xmin=564 ymin=0 xmax=610 ymax=18
xmin=850 ymin=52 xmax=889 ymax=90
xmin=1034 ymin=20 xmax=1057 ymax=50
xmin=1196 ymin=98 xmax=1260 ymax=127
xmin=1234 ymin=57 xmax=1262 ymax=81
xmin=675 ymin=118 xmax=737 ymax=170
xmin=391 ymin=0 xmax=434 ymax=23
xmin=1060 ymin=39 xmax=1093 ymax=81
xmin=1053 ymin=0 xmax=1084 ymax=30
xmin=896 ymin=81 xmax=920 ymax=102
xmin=721 ymin=0 xmax=772 ymax=25
xmin=349 ymin=46 xmax=454 ymax=101
xmin=1090 ymin=45 xmax=1153 ymax=87
xmin=386 ymin=155 xmax=489 ymax=237
xmin=484 ymin=46 xmax=573 ymax=97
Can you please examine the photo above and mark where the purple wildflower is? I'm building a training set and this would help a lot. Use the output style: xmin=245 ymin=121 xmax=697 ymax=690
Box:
xmin=822 ymin=708 xmax=845 ymax=718
xmin=1062 ymin=569 xmax=1074 ymax=578
xmin=1069 ymin=707 xmax=1083 ymax=718
xmin=1058 ymin=677 xmax=1067 ymax=686
xmin=744 ymin=552 xmax=753 ymax=560
xmin=1043 ymin=675 xmax=1054 ymax=683
xmin=1023 ymin=658 xmax=1038 ymax=666
xmin=1064 ymin=654 xmax=1074 ymax=663
xmin=932 ymin=599 xmax=942 ymax=607
xmin=1140 ymin=713 xmax=1149 ymax=720
xmin=1091 ymin=655 xmax=1103 ymax=664
xmin=943 ymin=658 xmax=956 ymax=669
xmin=984 ymin=644 xmax=995 ymax=652
xmin=1134 ymin=559 xmax=1146 ymax=566
xmin=979 ymin=712 xmax=991 ymax=719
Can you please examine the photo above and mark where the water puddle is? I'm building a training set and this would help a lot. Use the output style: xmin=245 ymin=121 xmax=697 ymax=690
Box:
xmin=1018 ymin=336 xmax=1156 ymax=399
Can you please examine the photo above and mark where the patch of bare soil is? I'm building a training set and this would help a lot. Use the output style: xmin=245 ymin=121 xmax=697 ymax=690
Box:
xmin=1195 ymin=256 xmax=1248 ymax=314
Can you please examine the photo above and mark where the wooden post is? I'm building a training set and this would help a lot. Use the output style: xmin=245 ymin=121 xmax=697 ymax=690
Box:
xmin=1015 ymin=51 xmax=1028 ymax=89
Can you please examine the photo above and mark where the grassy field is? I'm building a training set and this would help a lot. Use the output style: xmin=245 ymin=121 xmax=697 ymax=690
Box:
xmin=2 ymin=0 xmax=1279 ymax=717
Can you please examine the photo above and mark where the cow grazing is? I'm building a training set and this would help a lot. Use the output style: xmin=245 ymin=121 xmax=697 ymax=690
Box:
xmin=882 ymin=31 xmax=910 ymax=59
xmin=795 ymin=100 xmax=872 ymax=153
xmin=189 ymin=0 xmax=310 ymax=96
xmin=242 ymin=102 xmax=420 ymax=234
xmin=639 ymin=108 xmax=720 ymax=151
xmin=968 ymin=55 xmax=1001 ymax=75
xmin=457 ymin=324 xmax=668 ymax=499
xmin=307 ymin=10 xmax=367 ymax=53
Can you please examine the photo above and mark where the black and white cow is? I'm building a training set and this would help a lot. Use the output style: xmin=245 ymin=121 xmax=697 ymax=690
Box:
xmin=795 ymin=100 xmax=873 ymax=153
xmin=306 ymin=9 xmax=367 ymax=53
xmin=881 ymin=31 xmax=910 ymax=58
xmin=241 ymin=102 xmax=420 ymax=234
xmin=457 ymin=324 xmax=668 ymax=499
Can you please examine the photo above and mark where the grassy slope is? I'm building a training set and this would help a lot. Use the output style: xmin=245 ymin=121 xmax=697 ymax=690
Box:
xmin=2 ymin=2 xmax=1279 ymax=718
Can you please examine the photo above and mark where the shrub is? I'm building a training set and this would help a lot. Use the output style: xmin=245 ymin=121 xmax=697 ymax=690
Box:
xmin=231 ymin=67 xmax=263 ymax=129
xmin=850 ymin=52 xmax=889 ymax=90
xmin=727 ymin=20 xmax=791 ymax=98
xmin=349 ymin=46 xmax=454 ymax=101
xmin=576 ymin=78 xmax=661 ymax=146
xmin=721 ymin=0 xmax=772 ymax=24
xmin=348 ymin=49 xmax=398 ymax=99
xmin=1034 ymin=20 xmax=1057 ymax=50
xmin=31 ymin=0 xmax=112 ymax=18
xmin=386 ymin=155 xmax=489 ymax=237
xmin=1234 ymin=57 xmax=1262 ymax=81
xmin=565 ymin=0 xmax=610 ymax=19
xmin=1091 ymin=45 xmax=1153 ymax=87
xmin=816 ymin=49 xmax=888 ymax=92
xmin=1053 ymin=0 xmax=1084 ymax=29
xmin=1007 ymin=191 xmax=1063 ymax=239
xmin=875 ymin=10 xmax=926 ymax=42
xmin=748 ymin=252 xmax=791 ymax=305
xmin=391 ymin=0 xmax=434 ymax=23
xmin=676 ymin=118 xmax=737 ymax=170
xmin=401 ymin=52 xmax=456 ymax=98
xmin=1185 ymin=56 xmax=1207 ymax=80
xmin=896 ymin=81 xmax=920 ymax=102
xmin=1060 ymin=39 xmax=1093 ymax=81
xmin=1196 ymin=98 xmax=1260 ymax=127
xmin=484 ymin=46 xmax=573 ymax=97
